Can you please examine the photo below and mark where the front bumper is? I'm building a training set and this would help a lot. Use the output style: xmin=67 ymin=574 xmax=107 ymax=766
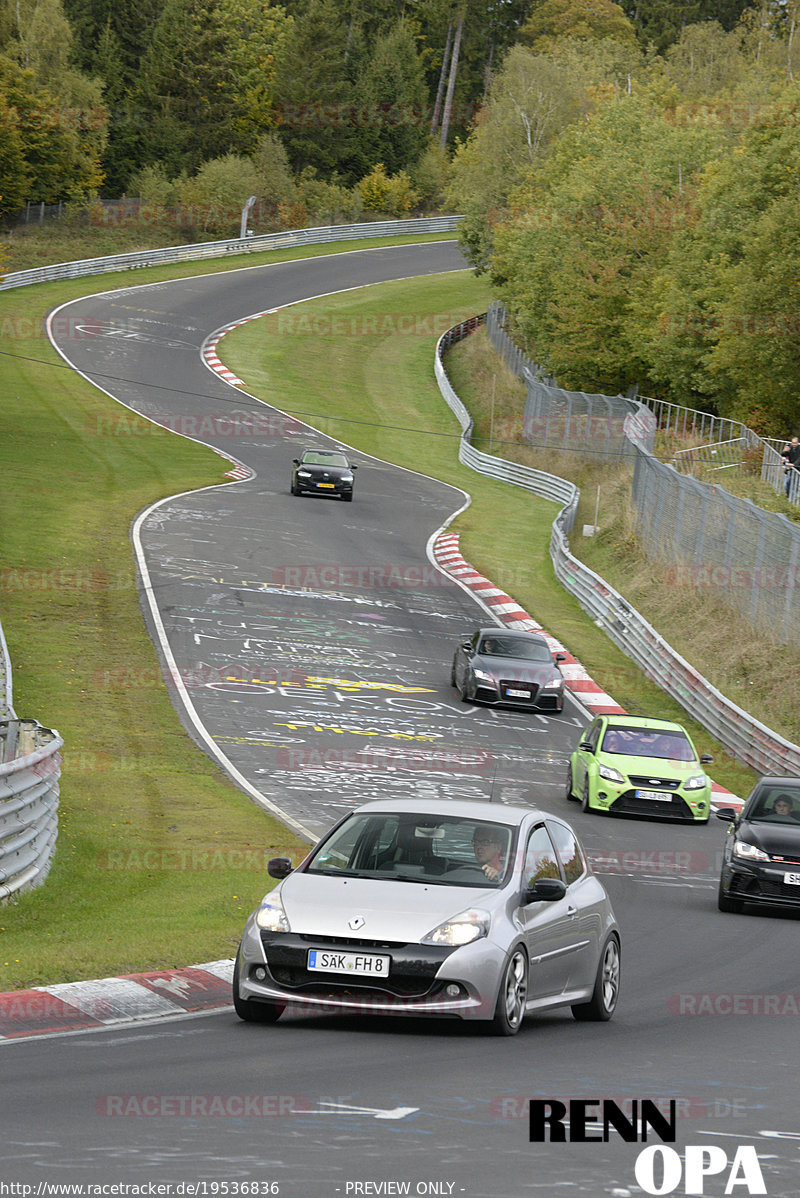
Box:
xmin=589 ymin=780 xmax=710 ymax=821
xmin=296 ymin=478 xmax=352 ymax=497
xmin=723 ymin=860 xmax=800 ymax=907
xmin=473 ymin=681 xmax=563 ymax=711
xmin=236 ymin=924 xmax=506 ymax=1021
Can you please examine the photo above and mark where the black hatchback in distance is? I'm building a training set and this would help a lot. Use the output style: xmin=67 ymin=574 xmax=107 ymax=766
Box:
xmin=717 ymin=777 xmax=800 ymax=913
xmin=291 ymin=447 xmax=357 ymax=501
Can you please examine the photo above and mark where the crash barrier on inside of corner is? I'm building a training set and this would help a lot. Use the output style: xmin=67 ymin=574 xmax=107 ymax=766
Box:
xmin=436 ymin=318 xmax=800 ymax=780
xmin=0 ymin=718 xmax=63 ymax=901
xmin=0 ymin=215 xmax=464 ymax=292
xmin=487 ymin=301 xmax=800 ymax=648
xmin=0 ymin=625 xmax=63 ymax=900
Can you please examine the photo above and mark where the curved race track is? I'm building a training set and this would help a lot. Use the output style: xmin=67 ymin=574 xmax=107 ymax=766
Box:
xmin=3 ymin=243 xmax=798 ymax=1198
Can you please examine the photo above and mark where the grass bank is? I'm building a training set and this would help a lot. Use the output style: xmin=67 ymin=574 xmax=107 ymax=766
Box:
xmin=223 ymin=285 xmax=758 ymax=800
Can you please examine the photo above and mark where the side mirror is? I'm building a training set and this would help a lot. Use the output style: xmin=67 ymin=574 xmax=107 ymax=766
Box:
xmin=292 ymin=458 xmax=300 ymax=466
xmin=461 ymin=641 xmax=472 ymax=653
xmin=555 ymin=653 xmax=566 ymax=662
xmin=268 ymin=856 xmax=293 ymax=878
xmin=715 ymin=809 xmax=737 ymax=824
xmin=351 ymin=464 xmax=358 ymax=470
xmin=578 ymin=740 xmax=594 ymax=752
xmin=525 ymin=877 xmax=567 ymax=903
xmin=700 ymin=754 xmax=713 ymax=764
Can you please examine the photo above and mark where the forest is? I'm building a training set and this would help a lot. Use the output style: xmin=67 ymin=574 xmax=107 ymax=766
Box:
xmin=2 ymin=0 xmax=800 ymax=427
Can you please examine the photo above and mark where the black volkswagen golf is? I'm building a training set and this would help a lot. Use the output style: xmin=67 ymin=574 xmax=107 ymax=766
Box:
xmin=717 ymin=777 xmax=800 ymax=913
xmin=290 ymin=447 xmax=357 ymax=501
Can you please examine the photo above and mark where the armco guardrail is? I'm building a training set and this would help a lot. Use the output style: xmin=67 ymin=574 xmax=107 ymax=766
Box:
xmin=0 ymin=215 xmax=463 ymax=291
xmin=436 ymin=318 xmax=800 ymax=779
xmin=0 ymin=713 xmax=63 ymax=901
xmin=0 ymin=618 xmax=63 ymax=901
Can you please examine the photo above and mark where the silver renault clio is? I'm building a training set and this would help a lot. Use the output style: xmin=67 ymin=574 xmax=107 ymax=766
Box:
xmin=233 ymin=798 xmax=620 ymax=1035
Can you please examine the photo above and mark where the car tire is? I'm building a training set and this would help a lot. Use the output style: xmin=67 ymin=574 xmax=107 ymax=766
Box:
xmin=290 ymin=481 xmax=299 ymax=496
xmin=232 ymin=953 xmax=285 ymax=1024
xmin=581 ymin=777 xmax=593 ymax=814
xmin=572 ymin=934 xmax=620 ymax=1022
xmin=450 ymin=661 xmax=457 ymax=686
xmin=717 ymin=879 xmax=744 ymax=914
xmin=458 ymin=678 xmax=472 ymax=704
xmin=343 ymin=493 xmax=353 ymax=502
xmin=566 ymin=766 xmax=577 ymax=801
xmin=491 ymin=947 xmax=528 ymax=1036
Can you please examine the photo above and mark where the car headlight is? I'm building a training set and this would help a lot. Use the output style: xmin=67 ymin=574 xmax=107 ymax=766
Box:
xmin=340 ymin=474 xmax=353 ymax=482
xmin=422 ymin=908 xmax=490 ymax=946
xmin=297 ymin=470 xmax=312 ymax=478
xmin=472 ymin=669 xmax=494 ymax=683
xmin=684 ymin=774 xmax=708 ymax=790
xmin=255 ymin=892 xmax=291 ymax=932
xmin=733 ymin=840 xmax=769 ymax=862
xmin=598 ymin=763 xmax=625 ymax=784
xmin=542 ymin=676 xmax=563 ymax=689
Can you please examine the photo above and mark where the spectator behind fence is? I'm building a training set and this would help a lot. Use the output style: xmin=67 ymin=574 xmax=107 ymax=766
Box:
xmin=781 ymin=436 xmax=800 ymax=500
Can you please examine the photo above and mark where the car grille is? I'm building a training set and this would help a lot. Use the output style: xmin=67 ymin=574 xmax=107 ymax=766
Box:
xmin=731 ymin=868 xmax=800 ymax=901
xmin=260 ymin=934 xmax=455 ymax=999
xmin=267 ymin=968 xmax=436 ymax=998
xmin=298 ymin=934 xmax=408 ymax=950
xmin=627 ymin=774 xmax=681 ymax=788
xmin=611 ymin=791 xmax=693 ymax=819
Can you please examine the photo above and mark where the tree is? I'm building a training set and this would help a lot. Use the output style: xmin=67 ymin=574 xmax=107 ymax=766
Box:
xmin=134 ymin=0 xmax=289 ymax=177
xmin=273 ymin=0 xmax=370 ymax=181
xmin=621 ymin=0 xmax=757 ymax=54
xmin=447 ymin=41 xmax=640 ymax=268
xmin=646 ymin=83 xmax=800 ymax=427
xmin=519 ymin=0 xmax=639 ymax=52
xmin=357 ymin=19 xmax=429 ymax=174
xmin=489 ymin=91 xmax=725 ymax=391
xmin=0 ymin=55 xmax=106 ymax=209
xmin=663 ymin=20 xmax=750 ymax=99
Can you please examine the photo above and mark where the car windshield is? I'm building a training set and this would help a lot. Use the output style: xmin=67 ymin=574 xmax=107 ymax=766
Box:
xmin=747 ymin=788 xmax=800 ymax=822
xmin=302 ymin=451 xmax=349 ymax=468
xmin=601 ymin=726 xmax=695 ymax=761
xmin=478 ymin=636 xmax=552 ymax=663
xmin=305 ymin=812 xmax=516 ymax=887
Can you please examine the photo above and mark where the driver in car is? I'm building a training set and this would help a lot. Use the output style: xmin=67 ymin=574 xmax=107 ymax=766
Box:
xmin=473 ymin=827 xmax=507 ymax=881
xmin=772 ymin=794 xmax=800 ymax=819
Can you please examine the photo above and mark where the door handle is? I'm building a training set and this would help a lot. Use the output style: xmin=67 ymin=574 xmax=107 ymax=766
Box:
xmin=567 ymin=905 xmax=578 ymax=918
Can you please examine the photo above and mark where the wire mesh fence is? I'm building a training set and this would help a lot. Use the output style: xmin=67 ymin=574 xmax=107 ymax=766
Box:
xmin=485 ymin=302 xmax=800 ymax=646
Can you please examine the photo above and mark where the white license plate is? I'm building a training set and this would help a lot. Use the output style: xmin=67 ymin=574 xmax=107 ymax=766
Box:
xmin=307 ymin=949 xmax=389 ymax=976
xmin=505 ymin=688 xmax=529 ymax=698
xmin=635 ymin=789 xmax=672 ymax=802
xmin=317 ymin=482 xmax=336 ymax=489
xmin=783 ymin=872 xmax=800 ymax=886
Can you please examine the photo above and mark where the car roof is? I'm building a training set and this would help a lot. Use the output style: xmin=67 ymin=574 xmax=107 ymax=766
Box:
xmin=347 ymin=797 xmax=556 ymax=829
xmin=302 ymin=446 xmax=348 ymax=456
xmin=600 ymin=714 xmax=688 ymax=733
xmin=751 ymin=776 xmax=800 ymax=789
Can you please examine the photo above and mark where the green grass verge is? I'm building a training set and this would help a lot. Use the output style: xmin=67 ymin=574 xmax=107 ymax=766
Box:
xmin=224 ymin=289 xmax=759 ymax=801
xmin=0 ymin=236 xmax=459 ymax=990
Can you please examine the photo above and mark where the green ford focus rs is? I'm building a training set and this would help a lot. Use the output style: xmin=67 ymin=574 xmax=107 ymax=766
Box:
xmin=567 ymin=714 xmax=713 ymax=822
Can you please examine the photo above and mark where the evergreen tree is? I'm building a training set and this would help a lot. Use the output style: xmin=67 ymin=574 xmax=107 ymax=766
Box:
xmin=357 ymin=18 xmax=429 ymax=173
